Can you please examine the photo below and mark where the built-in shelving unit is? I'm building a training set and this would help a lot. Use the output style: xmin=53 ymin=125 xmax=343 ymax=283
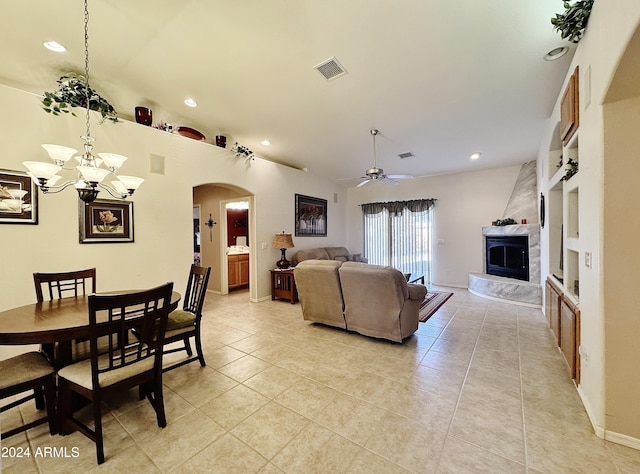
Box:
xmin=545 ymin=65 xmax=581 ymax=380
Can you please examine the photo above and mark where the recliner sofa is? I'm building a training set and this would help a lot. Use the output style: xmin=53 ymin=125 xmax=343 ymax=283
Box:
xmin=294 ymin=260 xmax=427 ymax=342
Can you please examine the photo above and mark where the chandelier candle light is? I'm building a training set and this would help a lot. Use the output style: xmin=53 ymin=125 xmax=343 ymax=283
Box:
xmin=23 ymin=0 xmax=143 ymax=203
xmin=273 ymin=232 xmax=294 ymax=269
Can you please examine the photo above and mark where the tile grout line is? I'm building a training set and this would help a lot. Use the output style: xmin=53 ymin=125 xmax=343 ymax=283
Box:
xmin=431 ymin=300 xmax=489 ymax=471
xmin=516 ymin=305 xmax=531 ymax=474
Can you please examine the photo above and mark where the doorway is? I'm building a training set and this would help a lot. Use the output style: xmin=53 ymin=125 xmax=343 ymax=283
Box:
xmin=192 ymin=184 xmax=255 ymax=301
xmin=223 ymin=199 xmax=250 ymax=293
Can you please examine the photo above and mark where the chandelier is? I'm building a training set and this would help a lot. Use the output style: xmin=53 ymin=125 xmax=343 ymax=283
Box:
xmin=23 ymin=0 xmax=143 ymax=203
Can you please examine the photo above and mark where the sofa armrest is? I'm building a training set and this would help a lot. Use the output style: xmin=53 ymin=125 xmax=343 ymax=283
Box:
xmin=349 ymin=253 xmax=368 ymax=263
xmin=407 ymin=283 xmax=427 ymax=301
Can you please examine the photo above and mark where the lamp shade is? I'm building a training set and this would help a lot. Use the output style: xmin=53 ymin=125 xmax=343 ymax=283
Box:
xmin=23 ymin=161 xmax=61 ymax=180
xmin=116 ymin=175 xmax=144 ymax=191
xmin=42 ymin=144 xmax=77 ymax=163
xmin=98 ymin=153 xmax=128 ymax=170
xmin=273 ymin=233 xmax=294 ymax=249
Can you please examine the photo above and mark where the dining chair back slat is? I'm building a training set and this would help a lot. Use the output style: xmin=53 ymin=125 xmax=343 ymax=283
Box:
xmin=33 ymin=268 xmax=97 ymax=303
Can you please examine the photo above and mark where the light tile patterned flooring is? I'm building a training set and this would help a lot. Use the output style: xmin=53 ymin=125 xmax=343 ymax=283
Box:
xmin=2 ymin=287 xmax=640 ymax=473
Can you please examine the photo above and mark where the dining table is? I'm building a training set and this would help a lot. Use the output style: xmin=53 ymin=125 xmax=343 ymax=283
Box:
xmin=0 ymin=289 xmax=181 ymax=437
xmin=0 ymin=290 xmax=181 ymax=366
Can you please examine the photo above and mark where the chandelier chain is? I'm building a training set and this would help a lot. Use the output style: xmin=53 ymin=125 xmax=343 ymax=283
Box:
xmin=83 ymin=0 xmax=91 ymax=139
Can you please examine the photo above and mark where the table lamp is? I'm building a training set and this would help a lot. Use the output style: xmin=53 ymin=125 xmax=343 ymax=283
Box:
xmin=273 ymin=232 xmax=294 ymax=269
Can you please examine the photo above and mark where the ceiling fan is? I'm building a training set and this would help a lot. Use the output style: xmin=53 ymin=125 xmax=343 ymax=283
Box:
xmin=355 ymin=129 xmax=413 ymax=187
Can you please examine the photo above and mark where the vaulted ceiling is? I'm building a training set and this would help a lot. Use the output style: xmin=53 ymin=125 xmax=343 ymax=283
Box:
xmin=0 ymin=1 xmax=574 ymax=185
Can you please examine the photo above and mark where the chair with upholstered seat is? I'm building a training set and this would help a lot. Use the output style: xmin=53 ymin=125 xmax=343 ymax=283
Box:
xmin=57 ymin=282 xmax=174 ymax=464
xmin=162 ymin=265 xmax=211 ymax=372
xmin=0 ymin=351 xmax=57 ymax=439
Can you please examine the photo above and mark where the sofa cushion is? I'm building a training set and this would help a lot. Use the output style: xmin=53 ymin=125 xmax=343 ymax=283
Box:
xmin=325 ymin=247 xmax=351 ymax=260
xmin=292 ymin=248 xmax=330 ymax=265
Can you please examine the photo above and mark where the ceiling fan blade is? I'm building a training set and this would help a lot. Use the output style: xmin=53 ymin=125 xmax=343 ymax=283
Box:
xmin=381 ymin=177 xmax=400 ymax=186
xmin=386 ymin=174 xmax=413 ymax=180
xmin=356 ymin=179 xmax=372 ymax=188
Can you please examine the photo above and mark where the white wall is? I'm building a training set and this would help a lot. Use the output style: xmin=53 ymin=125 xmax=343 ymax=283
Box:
xmin=346 ymin=165 xmax=523 ymax=287
xmin=536 ymin=0 xmax=640 ymax=446
xmin=0 ymin=84 xmax=346 ymax=311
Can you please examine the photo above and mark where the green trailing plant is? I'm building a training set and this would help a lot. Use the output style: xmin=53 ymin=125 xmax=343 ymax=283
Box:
xmin=494 ymin=218 xmax=517 ymax=226
xmin=41 ymin=73 xmax=119 ymax=123
xmin=561 ymin=157 xmax=579 ymax=181
xmin=551 ymin=0 xmax=594 ymax=43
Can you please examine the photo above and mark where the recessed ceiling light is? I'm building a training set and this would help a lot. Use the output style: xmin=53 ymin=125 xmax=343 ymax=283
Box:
xmin=184 ymin=98 xmax=197 ymax=108
xmin=261 ymin=139 xmax=271 ymax=146
xmin=43 ymin=41 xmax=66 ymax=53
xmin=470 ymin=152 xmax=482 ymax=160
xmin=544 ymin=46 xmax=569 ymax=61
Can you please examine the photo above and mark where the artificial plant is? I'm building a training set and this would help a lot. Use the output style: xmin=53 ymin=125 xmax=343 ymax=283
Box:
xmin=41 ymin=73 xmax=119 ymax=123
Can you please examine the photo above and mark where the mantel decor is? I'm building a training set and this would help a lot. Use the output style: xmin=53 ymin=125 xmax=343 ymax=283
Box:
xmin=79 ymin=199 xmax=134 ymax=243
xmin=0 ymin=169 xmax=38 ymax=224
xmin=295 ymin=194 xmax=327 ymax=237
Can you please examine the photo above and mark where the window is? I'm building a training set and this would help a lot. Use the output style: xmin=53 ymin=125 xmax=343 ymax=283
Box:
xmin=362 ymin=199 xmax=436 ymax=284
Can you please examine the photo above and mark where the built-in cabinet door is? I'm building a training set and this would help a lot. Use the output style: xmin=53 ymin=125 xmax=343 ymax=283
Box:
xmin=239 ymin=254 xmax=249 ymax=286
xmin=228 ymin=254 xmax=249 ymax=289
xmin=546 ymin=278 xmax=562 ymax=346
xmin=560 ymin=297 xmax=580 ymax=383
xmin=228 ymin=255 xmax=239 ymax=288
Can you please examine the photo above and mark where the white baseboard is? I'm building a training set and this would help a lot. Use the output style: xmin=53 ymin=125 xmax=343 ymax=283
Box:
xmin=577 ymin=385 xmax=640 ymax=449
xmin=605 ymin=430 xmax=640 ymax=450
xmin=577 ymin=385 xmax=606 ymax=439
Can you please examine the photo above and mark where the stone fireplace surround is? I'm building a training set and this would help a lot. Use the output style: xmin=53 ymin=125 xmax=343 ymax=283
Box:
xmin=468 ymin=224 xmax=542 ymax=307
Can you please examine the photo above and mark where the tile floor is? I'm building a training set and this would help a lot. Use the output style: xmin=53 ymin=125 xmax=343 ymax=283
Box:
xmin=2 ymin=287 xmax=640 ymax=473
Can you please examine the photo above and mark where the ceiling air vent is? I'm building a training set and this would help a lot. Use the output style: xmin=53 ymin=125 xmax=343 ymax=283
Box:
xmin=398 ymin=152 xmax=414 ymax=159
xmin=314 ymin=57 xmax=347 ymax=81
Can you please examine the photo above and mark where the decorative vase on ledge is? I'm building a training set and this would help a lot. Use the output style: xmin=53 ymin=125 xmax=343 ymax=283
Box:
xmin=135 ymin=106 xmax=152 ymax=126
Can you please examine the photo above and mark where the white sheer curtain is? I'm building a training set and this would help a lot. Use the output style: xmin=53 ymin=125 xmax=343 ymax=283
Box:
xmin=362 ymin=199 xmax=435 ymax=283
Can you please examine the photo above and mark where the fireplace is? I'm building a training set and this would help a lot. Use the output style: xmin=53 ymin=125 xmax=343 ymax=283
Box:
xmin=485 ymin=236 xmax=529 ymax=281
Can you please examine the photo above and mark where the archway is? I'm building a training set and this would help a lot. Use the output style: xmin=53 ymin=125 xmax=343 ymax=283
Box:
xmin=193 ymin=183 xmax=256 ymax=302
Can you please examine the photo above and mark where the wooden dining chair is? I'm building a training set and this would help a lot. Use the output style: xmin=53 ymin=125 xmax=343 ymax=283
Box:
xmin=57 ymin=282 xmax=174 ymax=465
xmin=33 ymin=268 xmax=98 ymax=366
xmin=162 ymin=265 xmax=211 ymax=372
xmin=33 ymin=268 xmax=97 ymax=303
xmin=0 ymin=351 xmax=57 ymax=439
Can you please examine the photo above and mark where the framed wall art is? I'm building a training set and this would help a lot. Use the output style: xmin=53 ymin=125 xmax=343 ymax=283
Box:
xmin=79 ymin=199 xmax=134 ymax=243
xmin=295 ymin=194 xmax=327 ymax=237
xmin=0 ymin=169 xmax=38 ymax=224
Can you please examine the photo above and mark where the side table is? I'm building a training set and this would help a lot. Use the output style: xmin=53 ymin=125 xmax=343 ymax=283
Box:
xmin=270 ymin=269 xmax=298 ymax=304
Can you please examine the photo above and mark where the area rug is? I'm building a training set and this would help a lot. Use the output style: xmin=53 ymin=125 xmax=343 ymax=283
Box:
xmin=419 ymin=291 xmax=453 ymax=322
